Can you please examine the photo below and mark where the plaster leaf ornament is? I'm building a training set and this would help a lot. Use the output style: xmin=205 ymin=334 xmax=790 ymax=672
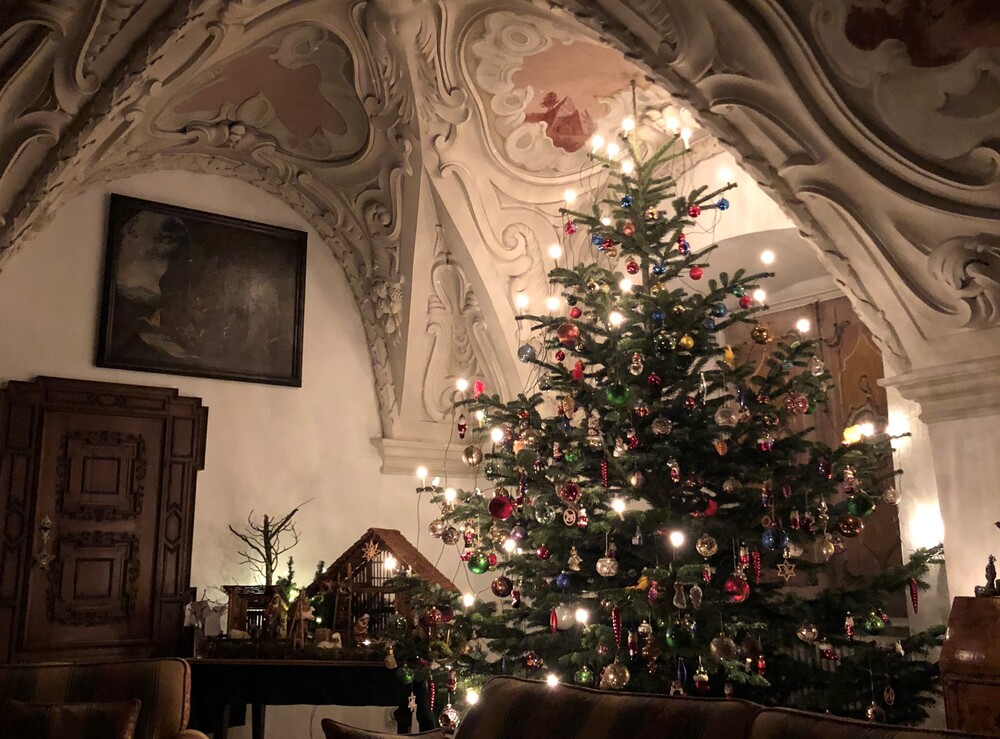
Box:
xmin=362 ymin=540 xmax=381 ymax=562
xmin=372 ymin=273 xmax=406 ymax=338
xmin=928 ymin=234 xmax=1000 ymax=328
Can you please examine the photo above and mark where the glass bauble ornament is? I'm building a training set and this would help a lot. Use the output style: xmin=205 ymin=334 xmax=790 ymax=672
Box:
xmin=556 ymin=323 xmax=580 ymax=346
xmin=441 ymin=527 xmax=460 ymax=545
xmin=467 ymin=552 xmax=489 ymax=575
xmin=554 ymin=604 xmax=574 ymax=630
xmin=751 ymin=325 xmax=772 ymax=344
xmin=847 ymin=496 xmax=876 ymax=517
xmin=689 ymin=265 xmax=704 ymax=280
xmin=796 ymin=623 xmax=819 ymax=643
xmin=517 ymin=344 xmax=536 ymax=362
xmin=724 ymin=571 xmax=750 ymax=603
xmin=695 ymin=534 xmax=719 ymax=558
xmin=678 ymin=334 xmax=695 ymax=350
xmin=558 ymin=481 xmax=581 ymax=503
xmin=784 ymin=392 xmax=809 ymax=415
xmin=574 ymin=665 xmax=596 ymax=686
xmin=864 ymin=611 xmax=887 ymax=634
xmin=397 ymin=666 xmax=414 ymax=685
xmin=535 ymin=544 xmax=550 ymax=560
xmin=385 ymin=613 xmax=409 ymax=639
xmin=555 ymin=571 xmax=572 ymax=589
xmin=653 ymin=331 xmax=676 ymax=353
xmin=714 ymin=400 xmax=740 ymax=428
xmin=837 ymin=514 xmax=864 ymax=538
xmin=818 ymin=534 xmax=836 ymax=561
xmin=439 ymin=704 xmax=461 ymax=730
xmin=717 ymin=197 xmax=730 ymax=211
xmin=596 ymin=556 xmax=619 ymax=577
xmin=600 ymin=660 xmax=631 ymax=690
xmin=865 ymin=702 xmax=887 ymax=723
xmin=652 ymin=417 xmax=673 ymax=435
xmin=421 ymin=607 xmax=442 ymax=628
xmin=534 ymin=505 xmax=558 ymax=524
xmin=808 ymin=356 xmax=826 ymax=376
xmin=882 ymin=487 xmax=901 ymax=505
xmin=710 ymin=634 xmax=738 ymax=660
xmin=722 ymin=478 xmax=740 ymax=494
xmin=510 ymin=523 xmax=528 ymax=541
xmin=761 ymin=527 xmax=789 ymax=552
xmin=491 ymin=576 xmax=513 ymax=597
xmin=488 ymin=494 xmax=513 ymax=520
xmin=520 ymin=428 xmax=541 ymax=449
xmin=428 ymin=519 xmax=446 ymax=537
xmin=606 ymin=383 xmax=630 ymax=405
xmin=462 ymin=445 xmax=483 ymax=466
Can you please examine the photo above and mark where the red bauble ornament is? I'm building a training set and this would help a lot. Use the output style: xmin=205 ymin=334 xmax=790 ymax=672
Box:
xmin=569 ymin=306 xmax=582 ymax=319
xmin=724 ymin=571 xmax=750 ymax=603
xmin=784 ymin=392 xmax=809 ymax=415
xmin=488 ymin=494 xmax=513 ymax=520
xmin=572 ymin=360 xmax=584 ymax=381
xmin=564 ymin=220 xmax=577 ymax=235
xmin=555 ymin=349 xmax=566 ymax=361
xmin=487 ymin=552 xmax=498 ymax=567
xmin=622 ymin=222 xmax=636 ymax=236
xmin=909 ymin=578 xmax=919 ymax=614
xmin=688 ymin=205 xmax=702 ymax=217
xmin=556 ymin=323 xmax=580 ymax=347
xmin=536 ymin=545 xmax=550 ymax=560
xmin=690 ymin=498 xmax=719 ymax=518
xmin=678 ymin=233 xmax=687 ymax=244
xmin=684 ymin=396 xmax=697 ymax=411
xmin=558 ymin=481 xmax=581 ymax=503
xmin=626 ymin=261 xmax=640 ymax=274
xmin=689 ymin=266 xmax=704 ymax=280
xmin=422 ymin=606 xmax=443 ymax=628
xmin=647 ymin=373 xmax=661 ymax=387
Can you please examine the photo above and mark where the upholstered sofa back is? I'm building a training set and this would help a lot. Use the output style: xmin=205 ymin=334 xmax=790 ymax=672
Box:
xmin=456 ymin=677 xmax=985 ymax=739
xmin=0 ymin=658 xmax=198 ymax=739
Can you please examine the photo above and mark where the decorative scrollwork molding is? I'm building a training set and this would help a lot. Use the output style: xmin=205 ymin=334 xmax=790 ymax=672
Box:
xmin=929 ymin=234 xmax=1000 ymax=329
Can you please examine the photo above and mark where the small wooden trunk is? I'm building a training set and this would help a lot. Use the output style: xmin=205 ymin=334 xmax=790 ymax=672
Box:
xmin=940 ymin=596 xmax=1000 ymax=735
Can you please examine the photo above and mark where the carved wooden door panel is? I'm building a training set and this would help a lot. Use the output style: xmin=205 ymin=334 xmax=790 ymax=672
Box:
xmin=0 ymin=377 xmax=207 ymax=662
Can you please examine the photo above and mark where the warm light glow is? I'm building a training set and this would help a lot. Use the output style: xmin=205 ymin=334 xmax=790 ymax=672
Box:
xmin=503 ymin=538 xmax=517 ymax=554
xmin=455 ymin=378 xmax=469 ymax=392
xmin=608 ymin=310 xmax=625 ymax=327
xmin=717 ymin=167 xmax=733 ymax=182
xmin=590 ymin=134 xmax=605 ymax=151
xmin=563 ymin=189 xmax=577 ymax=204
xmin=416 ymin=465 xmax=428 ymax=481
xmin=546 ymin=674 xmax=559 ymax=687
xmin=474 ymin=410 xmax=485 ymax=423
xmin=600 ymin=216 xmax=612 ymax=227
xmin=431 ymin=476 xmax=441 ymax=487
xmin=886 ymin=411 xmax=910 ymax=443
xmin=466 ymin=689 xmax=480 ymax=705
xmin=669 ymin=530 xmax=686 ymax=548
xmin=363 ymin=639 xmax=372 ymax=646
xmin=909 ymin=502 xmax=944 ymax=549
xmin=384 ymin=554 xmax=398 ymax=572
xmin=619 ymin=278 xmax=633 ymax=292
xmin=621 ymin=160 xmax=635 ymax=175
xmin=842 ymin=422 xmax=875 ymax=445
xmin=548 ymin=243 xmax=563 ymax=260
xmin=760 ymin=250 xmax=775 ymax=265
xmin=315 ymin=616 xmax=323 ymax=624
xmin=858 ymin=422 xmax=875 ymax=438
xmin=288 ymin=587 xmax=299 ymax=600
xmin=490 ymin=427 xmax=505 ymax=444
xmin=680 ymin=127 xmax=692 ymax=148
xmin=752 ymin=289 xmax=767 ymax=303
xmin=515 ymin=292 xmax=530 ymax=309
xmin=575 ymin=607 xmax=590 ymax=624
xmin=606 ymin=142 xmax=620 ymax=157
xmin=666 ymin=116 xmax=680 ymax=133
xmin=611 ymin=498 xmax=626 ymax=515
xmin=621 ymin=116 xmax=635 ymax=132
xmin=462 ymin=593 xmax=475 ymax=608
xmin=444 ymin=488 xmax=457 ymax=504
xmin=795 ymin=318 xmax=811 ymax=333
xmin=546 ymin=296 xmax=562 ymax=312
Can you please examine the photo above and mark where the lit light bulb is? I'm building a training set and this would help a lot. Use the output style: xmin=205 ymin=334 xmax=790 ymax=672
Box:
xmin=666 ymin=116 xmax=680 ymax=133
xmin=466 ymin=689 xmax=480 ymax=705
xmin=760 ymin=250 xmax=775 ymax=265
xmin=546 ymin=674 xmax=559 ymax=687
xmin=886 ymin=411 xmax=910 ymax=439
xmin=548 ymin=243 xmax=563 ymax=260
xmin=490 ymin=427 xmax=505 ymax=444
xmin=431 ymin=476 xmax=440 ymax=487
xmin=859 ymin=422 xmax=875 ymax=438
xmin=384 ymin=554 xmax=398 ymax=571
xmin=462 ymin=593 xmax=475 ymax=608
xmin=575 ymin=607 xmax=590 ymax=624
xmin=621 ymin=116 xmax=635 ymax=132
xmin=795 ymin=318 xmax=811 ymax=333
xmin=606 ymin=142 xmax=620 ymax=157
xmin=718 ymin=167 xmax=733 ymax=182
xmin=503 ymin=538 xmax=517 ymax=554
xmin=416 ymin=465 xmax=428 ymax=482
xmin=444 ymin=488 xmax=457 ymax=504
xmin=546 ymin=296 xmax=561 ymax=312
xmin=752 ymin=288 xmax=767 ymax=303
xmin=680 ymin=127 xmax=692 ymax=148
xmin=455 ymin=378 xmax=469 ymax=392
xmin=619 ymin=278 xmax=633 ymax=292
xmin=600 ymin=216 xmax=612 ymax=227
xmin=515 ymin=292 xmax=530 ymax=309
xmin=474 ymin=410 xmax=485 ymax=424
xmin=563 ymin=189 xmax=577 ymax=204
xmin=669 ymin=530 xmax=686 ymax=548
xmin=611 ymin=498 xmax=626 ymax=515
xmin=621 ymin=160 xmax=635 ymax=175
xmin=315 ymin=616 xmax=323 ymax=624
xmin=590 ymin=134 xmax=605 ymax=151
xmin=608 ymin=310 xmax=625 ymax=327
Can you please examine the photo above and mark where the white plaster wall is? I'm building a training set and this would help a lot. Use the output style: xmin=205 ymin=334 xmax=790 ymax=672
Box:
xmin=0 ymin=171 xmax=447 ymax=737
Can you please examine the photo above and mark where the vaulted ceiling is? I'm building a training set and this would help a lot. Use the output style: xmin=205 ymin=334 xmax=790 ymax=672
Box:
xmin=2 ymin=0 xmax=998 ymax=467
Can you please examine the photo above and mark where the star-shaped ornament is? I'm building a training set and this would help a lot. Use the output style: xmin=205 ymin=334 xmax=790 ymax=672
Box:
xmin=777 ymin=559 xmax=796 ymax=582
xmin=362 ymin=540 xmax=381 ymax=562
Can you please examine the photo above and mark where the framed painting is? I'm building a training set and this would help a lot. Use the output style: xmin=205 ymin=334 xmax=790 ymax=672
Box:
xmin=97 ymin=194 xmax=307 ymax=386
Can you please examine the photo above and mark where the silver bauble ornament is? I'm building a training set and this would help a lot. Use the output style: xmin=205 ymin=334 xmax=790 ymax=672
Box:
xmin=596 ymin=557 xmax=619 ymax=577
xmin=710 ymin=634 xmax=738 ymax=660
xmin=600 ymin=660 xmax=631 ymax=690
xmin=462 ymin=445 xmax=483 ymax=466
xmin=428 ymin=519 xmax=446 ymax=538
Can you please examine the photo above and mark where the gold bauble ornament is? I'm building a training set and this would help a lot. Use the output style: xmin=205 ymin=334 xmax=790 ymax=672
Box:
xmin=649 ymin=283 xmax=666 ymax=296
xmin=751 ymin=325 xmax=772 ymax=344
xmin=678 ymin=334 xmax=695 ymax=350
xmin=695 ymin=534 xmax=719 ymax=558
xmin=600 ymin=660 xmax=631 ymax=690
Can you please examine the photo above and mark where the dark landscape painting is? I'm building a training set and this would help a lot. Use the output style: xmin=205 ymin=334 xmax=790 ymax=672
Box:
xmin=98 ymin=195 xmax=307 ymax=386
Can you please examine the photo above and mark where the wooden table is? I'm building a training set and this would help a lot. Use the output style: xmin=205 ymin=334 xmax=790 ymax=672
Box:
xmin=188 ymin=659 xmax=434 ymax=738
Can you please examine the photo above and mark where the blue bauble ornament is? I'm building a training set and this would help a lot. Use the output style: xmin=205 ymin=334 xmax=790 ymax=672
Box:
xmin=717 ymin=198 xmax=730 ymax=211
xmin=711 ymin=303 xmax=728 ymax=318
xmin=703 ymin=318 xmax=717 ymax=331
xmin=555 ymin=572 xmax=572 ymax=590
xmin=761 ymin=527 xmax=789 ymax=552
xmin=652 ymin=263 xmax=666 ymax=276
xmin=517 ymin=344 xmax=536 ymax=362
xmin=621 ymin=196 xmax=633 ymax=208
xmin=591 ymin=234 xmax=605 ymax=246
xmin=678 ymin=242 xmax=691 ymax=255
xmin=651 ymin=309 xmax=665 ymax=322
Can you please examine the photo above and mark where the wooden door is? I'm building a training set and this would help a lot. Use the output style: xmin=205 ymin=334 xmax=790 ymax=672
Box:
xmin=0 ymin=377 xmax=207 ymax=662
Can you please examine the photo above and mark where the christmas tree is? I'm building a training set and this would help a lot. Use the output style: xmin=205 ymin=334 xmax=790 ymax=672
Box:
xmin=397 ymin=126 xmax=943 ymax=727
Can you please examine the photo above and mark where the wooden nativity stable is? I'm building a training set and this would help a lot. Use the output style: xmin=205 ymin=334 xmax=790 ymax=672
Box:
xmin=307 ymin=528 xmax=458 ymax=644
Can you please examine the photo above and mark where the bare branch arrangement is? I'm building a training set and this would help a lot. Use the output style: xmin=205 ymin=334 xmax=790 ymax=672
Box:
xmin=228 ymin=500 xmax=311 ymax=586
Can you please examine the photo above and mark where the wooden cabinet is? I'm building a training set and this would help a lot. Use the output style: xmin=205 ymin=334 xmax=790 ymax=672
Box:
xmin=941 ymin=596 xmax=1000 ymax=735
xmin=0 ymin=377 xmax=207 ymax=662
